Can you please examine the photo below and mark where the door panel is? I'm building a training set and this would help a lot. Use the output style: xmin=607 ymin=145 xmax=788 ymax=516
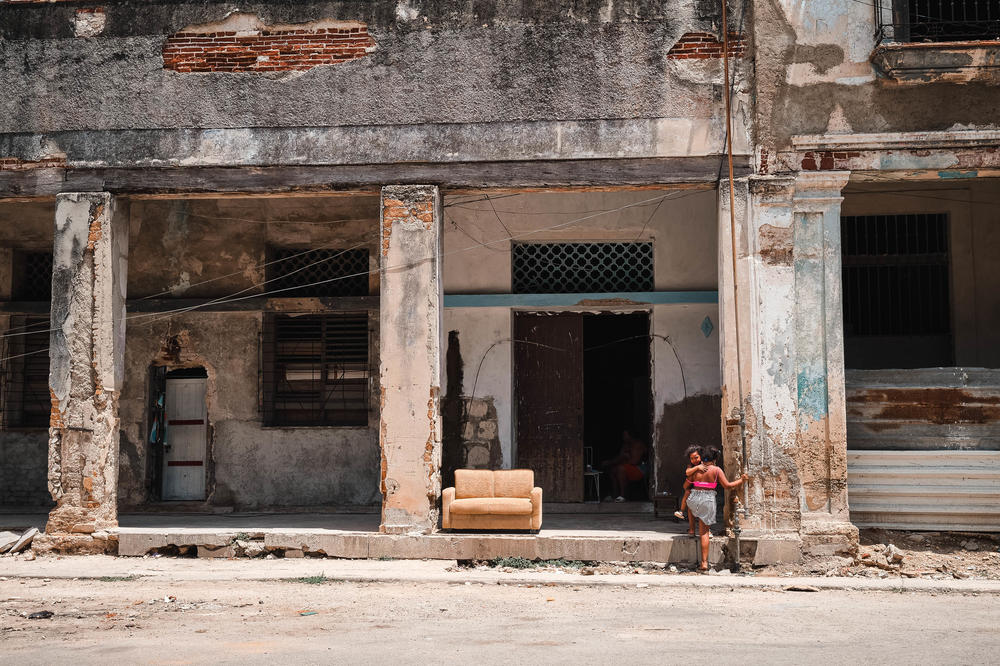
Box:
xmin=162 ymin=377 xmax=207 ymax=501
xmin=515 ymin=313 xmax=584 ymax=502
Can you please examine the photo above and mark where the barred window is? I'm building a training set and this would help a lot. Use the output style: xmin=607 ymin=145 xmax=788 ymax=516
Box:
xmin=13 ymin=252 xmax=52 ymax=301
xmin=512 ymin=242 xmax=654 ymax=294
xmin=262 ymin=313 xmax=371 ymax=427
xmin=842 ymin=213 xmax=952 ymax=369
xmin=0 ymin=316 xmax=51 ymax=429
xmin=267 ymin=248 xmax=369 ymax=298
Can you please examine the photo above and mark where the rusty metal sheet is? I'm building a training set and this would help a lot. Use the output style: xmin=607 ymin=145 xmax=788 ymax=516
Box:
xmin=514 ymin=312 xmax=583 ymax=502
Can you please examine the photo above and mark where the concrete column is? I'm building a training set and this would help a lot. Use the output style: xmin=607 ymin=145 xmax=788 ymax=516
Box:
xmin=39 ymin=192 xmax=128 ymax=554
xmin=789 ymin=171 xmax=856 ymax=557
xmin=719 ymin=172 xmax=856 ymax=564
xmin=379 ymin=185 xmax=442 ymax=534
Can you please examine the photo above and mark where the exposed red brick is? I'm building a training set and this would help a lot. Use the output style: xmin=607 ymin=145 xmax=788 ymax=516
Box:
xmin=162 ymin=23 xmax=376 ymax=73
xmin=0 ymin=156 xmax=67 ymax=171
xmin=667 ymin=31 xmax=746 ymax=60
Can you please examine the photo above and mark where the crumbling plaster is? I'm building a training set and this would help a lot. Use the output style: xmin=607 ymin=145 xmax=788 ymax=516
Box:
xmin=752 ymin=0 xmax=1000 ymax=173
xmin=0 ymin=1 xmax=749 ymax=170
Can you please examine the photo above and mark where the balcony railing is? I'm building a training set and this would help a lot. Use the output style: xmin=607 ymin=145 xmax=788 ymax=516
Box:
xmin=876 ymin=0 xmax=1000 ymax=44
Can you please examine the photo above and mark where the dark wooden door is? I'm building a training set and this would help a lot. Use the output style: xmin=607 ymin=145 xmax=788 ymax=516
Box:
xmin=515 ymin=312 xmax=584 ymax=502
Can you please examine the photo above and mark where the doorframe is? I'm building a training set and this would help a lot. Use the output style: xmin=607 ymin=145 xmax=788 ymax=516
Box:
xmin=152 ymin=366 xmax=211 ymax=502
xmin=511 ymin=307 xmax=654 ymax=500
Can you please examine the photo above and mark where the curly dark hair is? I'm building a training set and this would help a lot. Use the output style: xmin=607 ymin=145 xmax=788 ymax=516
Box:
xmin=701 ymin=447 xmax=721 ymax=463
xmin=684 ymin=445 xmax=702 ymax=459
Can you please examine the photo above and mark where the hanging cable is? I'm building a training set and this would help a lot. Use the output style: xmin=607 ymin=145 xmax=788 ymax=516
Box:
xmin=721 ymin=0 xmax=751 ymax=510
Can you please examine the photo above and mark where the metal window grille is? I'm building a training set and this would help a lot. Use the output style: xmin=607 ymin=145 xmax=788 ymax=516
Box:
xmin=14 ymin=252 xmax=53 ymax=301
xmin=0 ymin=316 xmax=51 ymax=429
xmin=262 ymin=312 xmax=371 ymax=427
xmin=876 ymin=0 xmax=1000 ymax=43
xmin=512 ymin=242 xmax=654 ymax=294
xmin=267 ymin=248 xmax=369 ymax=298
xmin=841 ymin=214 xmax=951 ymax=338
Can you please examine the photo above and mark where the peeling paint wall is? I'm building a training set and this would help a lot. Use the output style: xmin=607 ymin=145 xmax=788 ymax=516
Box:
xmin=751 ymin=0 xmax=1000 ymax=174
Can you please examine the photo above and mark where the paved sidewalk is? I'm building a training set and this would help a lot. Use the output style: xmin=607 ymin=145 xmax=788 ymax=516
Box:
xmin=2 ymin=555 xmax=999 ymax=594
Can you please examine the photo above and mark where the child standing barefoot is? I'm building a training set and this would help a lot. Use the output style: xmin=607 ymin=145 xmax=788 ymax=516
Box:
xmin=673 ymin=445 xmax=705 ymax=534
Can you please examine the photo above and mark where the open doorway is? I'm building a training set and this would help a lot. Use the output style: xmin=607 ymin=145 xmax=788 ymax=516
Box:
xmin=514 ymin=311 xmax=652 ymax=503
xmin=583 ymin=312 xmax=652 ymax=500
xmin=149 ymin=367 xmax=209 ymax=501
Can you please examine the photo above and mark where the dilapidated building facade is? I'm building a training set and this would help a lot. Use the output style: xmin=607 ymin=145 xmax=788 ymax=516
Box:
xmin=0 ymin=0 xmax=996 ymax=559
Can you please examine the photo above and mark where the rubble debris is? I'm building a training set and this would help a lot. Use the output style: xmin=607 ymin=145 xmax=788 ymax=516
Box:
xmin=784 ymin=585 xmax=820 ymax=592
xmin=0 ymin=531 xmax=19 ymax=553
xmin=9 ymin=528 xmax=38 ymax=555
xmin=27 ymin=610 xmax=54 ymax=619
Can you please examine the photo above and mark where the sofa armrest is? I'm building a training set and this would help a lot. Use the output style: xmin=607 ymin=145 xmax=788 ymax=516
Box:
xmin=442 ymin=487 xmax=455 ymax=529
xmin=530 ymin=487 xmax=543 ymax=530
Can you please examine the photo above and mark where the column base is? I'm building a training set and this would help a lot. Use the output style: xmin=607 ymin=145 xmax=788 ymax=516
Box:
xmin=33 ymin=531 xmax=118 ymax=555
xmin=736 ymin=530 xmax=804 ymax=566
xmin=800 ymin=513 xmax=859 ymax=558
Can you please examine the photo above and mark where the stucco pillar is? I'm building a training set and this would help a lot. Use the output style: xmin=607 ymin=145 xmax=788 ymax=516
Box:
xmin=720 ymin=173 xmax=857 ymax=563
xmin=378 ymin=185 xmax=442 ymax=534
xmin=39 ymin=192 xmax=128 ymax=554
xmin=789 ymin=172 xmax=857 ymax=557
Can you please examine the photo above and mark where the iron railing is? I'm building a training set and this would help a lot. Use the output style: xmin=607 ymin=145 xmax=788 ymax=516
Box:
xmin=876 ymin=0 xmax=1000 ymax=44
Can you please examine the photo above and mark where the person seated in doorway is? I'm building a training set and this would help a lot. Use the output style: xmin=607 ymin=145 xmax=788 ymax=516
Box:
xmin=601 ymin=428 xmax=647 ymax=503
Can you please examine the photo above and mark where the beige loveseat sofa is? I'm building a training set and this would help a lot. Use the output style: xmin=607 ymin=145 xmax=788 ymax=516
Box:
xmin=442 ymin=469 xmax=543 ymax=531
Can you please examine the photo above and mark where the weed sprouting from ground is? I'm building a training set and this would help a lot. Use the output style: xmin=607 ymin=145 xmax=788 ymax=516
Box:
xmin=487 ymin=557 xmax=586 ymax=569
xmin=296 ymin=574 xmax=329 ymax=584
xmin=98 ymin=575 xmax=139 ymax=582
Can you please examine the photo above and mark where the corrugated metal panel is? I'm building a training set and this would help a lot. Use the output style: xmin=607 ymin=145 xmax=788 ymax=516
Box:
xmin=846 ymin=368 xmax=1000 ymax=451
xmin=848 ymin=450 xmax=1000 ymax=532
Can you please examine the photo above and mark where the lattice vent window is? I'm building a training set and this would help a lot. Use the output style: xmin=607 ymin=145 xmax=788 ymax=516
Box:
xmin=14 ymin=252 xmax=53 ymax=301
xmin=512 ymin=242 xmax=654 ymax=294
xmin=268 ymin=248 xmax=369 ymax=298
xmin=262 ymin=313 xmax=371 ymax=427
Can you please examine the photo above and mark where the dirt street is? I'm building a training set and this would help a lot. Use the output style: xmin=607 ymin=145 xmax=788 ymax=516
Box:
xmin=2 ymin=575 xmax=998 ymax=664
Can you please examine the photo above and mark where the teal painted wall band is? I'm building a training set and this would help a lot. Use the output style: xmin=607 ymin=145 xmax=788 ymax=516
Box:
xmin=443 ymin=291 xmax=719 ymax=308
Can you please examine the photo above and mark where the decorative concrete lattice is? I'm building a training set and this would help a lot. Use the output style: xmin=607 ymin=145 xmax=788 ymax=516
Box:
xmin=512 ymin=242 xmax=653 ymax=294
xmin=269 ymin=248 xmax=369 ymax=298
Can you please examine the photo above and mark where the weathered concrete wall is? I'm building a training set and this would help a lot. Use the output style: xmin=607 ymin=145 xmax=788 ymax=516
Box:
xmin=651 ymin=304 xmax=721 ymax=497
xmin=0 ymin=1 xmax=748 ymax=170
xmin=117 ymin=196 xmax=381 ymax=508
xmin=751 ymin=1 xmax=1000 ymax=175
xmin=120 ymin=313 xmax=381 ymax=509
xmin=127 ymin=196 xmax=379 ymax=299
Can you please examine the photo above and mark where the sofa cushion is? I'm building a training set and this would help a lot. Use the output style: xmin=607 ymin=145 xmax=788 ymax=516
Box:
xmin=455 ymin=469 xmax=494 ymax=499
xmin=450 ymin=497 xmax=533 ymax=515
xmin=493 ymin=469 xmax=534 ymax=498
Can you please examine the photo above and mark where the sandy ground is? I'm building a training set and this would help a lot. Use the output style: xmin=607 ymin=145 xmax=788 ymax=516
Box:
xmin=2 ymin=574 xmax=999 ymax=665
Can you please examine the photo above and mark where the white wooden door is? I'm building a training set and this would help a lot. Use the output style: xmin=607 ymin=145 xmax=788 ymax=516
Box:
xmin=161 ymin=377 xmax=207 ymax=500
